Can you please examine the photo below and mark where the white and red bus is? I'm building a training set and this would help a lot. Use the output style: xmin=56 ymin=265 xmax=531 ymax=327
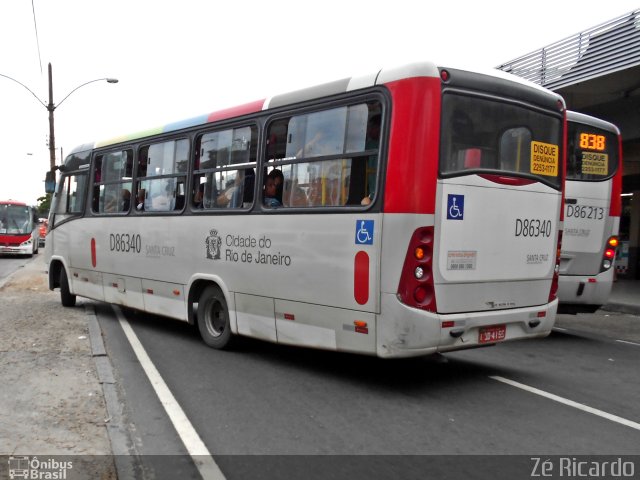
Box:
xmin=558 ymin=111 xmax=622 ymax=313
xmin=45 ymin=62 xmax=566 ymax=358
xmin=0 ymin=200 xmax=39 ymax=256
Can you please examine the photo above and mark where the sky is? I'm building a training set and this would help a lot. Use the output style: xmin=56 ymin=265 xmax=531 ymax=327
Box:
xmin=0 ymin=0 xmax=638 ymax=205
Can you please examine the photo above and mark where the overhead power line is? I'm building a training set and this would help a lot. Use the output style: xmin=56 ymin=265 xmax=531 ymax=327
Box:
xmin=31 ymin=0 xmax=43 ymax=74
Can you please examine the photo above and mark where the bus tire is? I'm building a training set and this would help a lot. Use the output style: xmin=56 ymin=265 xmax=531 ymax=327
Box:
xmin=197 ymin=285 xmax=234 ymax=349
xmin=60 ymin=268 xmax=76 ymax=307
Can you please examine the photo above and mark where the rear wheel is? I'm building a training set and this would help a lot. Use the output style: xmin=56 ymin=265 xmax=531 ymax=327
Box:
xmin=59 ymin=268 xmax=76 ymax=307
xmin=197 ymin=285 xmax=233 ymax=349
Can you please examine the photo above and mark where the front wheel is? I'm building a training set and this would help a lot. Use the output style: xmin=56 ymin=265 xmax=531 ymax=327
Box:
xmin=197 ymin=285 xmax=234 ymax=349
xmin=59 ymin=268 xmax=76 ymax=307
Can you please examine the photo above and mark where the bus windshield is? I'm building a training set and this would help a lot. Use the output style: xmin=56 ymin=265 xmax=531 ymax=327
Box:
xmin=0 ymin=204 xmax=33 ymax=235
xmin=567 ymin=122 xmax=619 ymax=181
xmin=439 ymin=93 xmax=563 ymax=189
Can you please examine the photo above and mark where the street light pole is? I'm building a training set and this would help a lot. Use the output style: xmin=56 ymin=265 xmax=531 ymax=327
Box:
xmin=0 ymin=64 xmax=118 ymax=184
xmin=48 ymin=63 xmax=56 ymax=174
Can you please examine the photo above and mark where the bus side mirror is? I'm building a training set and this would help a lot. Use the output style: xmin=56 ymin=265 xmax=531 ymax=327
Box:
xmin=45 ymin=171 xmax=56 ymax=194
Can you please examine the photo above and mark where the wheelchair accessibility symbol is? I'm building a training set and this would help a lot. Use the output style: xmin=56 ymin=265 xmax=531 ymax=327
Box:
xmin=355 ymin=220 xmax=374 ymax=245
xmin=447 ymin=194 xmax=464 ymax=220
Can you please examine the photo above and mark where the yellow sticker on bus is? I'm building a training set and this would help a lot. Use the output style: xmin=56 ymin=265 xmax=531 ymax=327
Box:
xmin=530 ymin=141 xmax=559 ymax=177
xmin=581 ymin=152 xmax=608 ymax=175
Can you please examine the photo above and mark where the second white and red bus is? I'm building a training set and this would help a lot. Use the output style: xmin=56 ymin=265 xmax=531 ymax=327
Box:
xmin=558 ymin=111 xmax=622 ymax=313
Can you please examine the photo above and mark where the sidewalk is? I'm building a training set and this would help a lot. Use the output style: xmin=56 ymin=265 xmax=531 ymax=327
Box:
xmin=0 ymin=255 xmax=116 ymax=478
xmin=602 ymin=278 xmax=640 ymax=316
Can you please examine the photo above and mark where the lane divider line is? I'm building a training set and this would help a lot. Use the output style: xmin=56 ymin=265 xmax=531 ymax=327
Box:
xmin=113 ymin=305 xmax=226 ymax=480
xmin=490 ymin=375 xmax=640 ymax=432
xmin=616 ymin=339 xmax=640 ymax=347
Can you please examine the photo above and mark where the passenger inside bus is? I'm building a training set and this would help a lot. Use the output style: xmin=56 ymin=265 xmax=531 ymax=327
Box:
xmin=263 ymin=176 xmax=281 ymax=207
xmin=136 ymin=189 xmax=145 ymax=211
xmin=268 ymin=169 xmax=284 ymax=204
xmin=193 ymin=183 xmax=205 ymax=209
xmin=216 ymin=174 xmax=240 ymax=208
xmin=121 ymin=189 xmax=131 ymax=212
xmin=283 ymin=179 xmax=308 ymax=207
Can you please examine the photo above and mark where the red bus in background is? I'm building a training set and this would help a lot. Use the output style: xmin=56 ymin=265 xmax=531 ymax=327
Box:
xmin=0 ymin=200 xmax=39 ymax=256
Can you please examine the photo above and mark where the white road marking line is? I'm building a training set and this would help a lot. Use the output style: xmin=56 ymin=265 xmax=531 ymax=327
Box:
xmin=552 ymin=327 xmax=568 ymax=331
xmin=113 ymin=305 xmax=225 ymax=480
xmin=490 ymin=376 xmax=640 ymax=431
xmin=616 ymin=339 xmax=640 ymax=347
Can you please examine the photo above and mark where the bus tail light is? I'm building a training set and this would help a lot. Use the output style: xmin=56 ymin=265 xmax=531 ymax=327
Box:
xmin=601 ymin=236 xmax=619 ymax=272
xmin=549 ymin=231 xmax=562 ymax=302
xmin=397 ymin=227 xmax=437 ymax=312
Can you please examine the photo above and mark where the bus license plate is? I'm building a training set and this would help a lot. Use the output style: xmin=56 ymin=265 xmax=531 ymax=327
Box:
xmin=479 ymin=325 xmax=506 ymax=344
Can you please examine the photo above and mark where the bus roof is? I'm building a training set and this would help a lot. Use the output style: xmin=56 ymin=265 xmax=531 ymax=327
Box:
xmin=567 ymin=110 xmax=620 ymax=135
xmin=0 ymin=200 xmax=28 ymax=206
xmin=70 ymin=61 xmax=562 ymax=155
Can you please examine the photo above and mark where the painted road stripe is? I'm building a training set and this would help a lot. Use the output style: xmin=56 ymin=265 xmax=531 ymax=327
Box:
xmin=114 ymin=306 xmax=225 ymax=480
xmin=616 ymin=339 xmax=640 ymax=347
xmin=490 ymin=376 xmax=640 ymax=431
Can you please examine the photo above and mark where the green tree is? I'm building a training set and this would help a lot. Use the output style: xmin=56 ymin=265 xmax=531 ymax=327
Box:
xmin=37 ymin=194 xmax=52 ymax=216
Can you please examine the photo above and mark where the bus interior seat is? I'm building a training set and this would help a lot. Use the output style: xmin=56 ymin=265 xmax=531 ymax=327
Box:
xmin=464 ymin=148 xmax=482 ymax=169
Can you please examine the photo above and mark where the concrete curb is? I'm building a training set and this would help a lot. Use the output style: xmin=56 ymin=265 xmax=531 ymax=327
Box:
xmin=600 ymin=302 xmax=640 ymax=316
xmin=85 ymin=303 xmax=140 ymax=479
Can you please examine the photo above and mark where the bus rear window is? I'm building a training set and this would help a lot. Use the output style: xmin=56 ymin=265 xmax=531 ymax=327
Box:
xmin=440 ymin=93 xmax=562 ymax=189
xmin=567 ymin=123 xmax=618 ymax=181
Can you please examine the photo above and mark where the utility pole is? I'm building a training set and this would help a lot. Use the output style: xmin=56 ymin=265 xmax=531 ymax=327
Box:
xmin=47 ymin=63 xmax=56 ymax=174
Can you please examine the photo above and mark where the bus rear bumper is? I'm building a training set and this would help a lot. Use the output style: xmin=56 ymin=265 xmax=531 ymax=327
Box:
xmin=557 ymin=268 xmax=614 ymax=311
xmin=377 ymin=293 xmax=557 ymax=358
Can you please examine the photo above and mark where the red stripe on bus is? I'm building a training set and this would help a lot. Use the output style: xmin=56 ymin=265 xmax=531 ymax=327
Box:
xmin=354 ymin=251 xmax=369 ymax=305
xmin=206 ymin=99 xmax=266 ymax=123
xmin=383 ymin=77 xmax=441 ymax=214
xmin=479 ymin=174 xmax=537 ymax=186
xmin=91 ymin=238 xmax=97 ymax=268
xmin=610 ymin=136 xmax=623 ymax=216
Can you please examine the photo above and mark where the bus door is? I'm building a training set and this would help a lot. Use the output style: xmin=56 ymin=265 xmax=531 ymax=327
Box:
xmin=434 ymin=93 xmax=563 ymax=314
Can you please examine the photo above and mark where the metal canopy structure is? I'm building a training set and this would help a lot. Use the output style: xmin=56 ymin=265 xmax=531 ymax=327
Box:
xmin=497 ymin=10 xmax=640 ymax=126
xmin=497 ymin=10 xmax=640 ymax=91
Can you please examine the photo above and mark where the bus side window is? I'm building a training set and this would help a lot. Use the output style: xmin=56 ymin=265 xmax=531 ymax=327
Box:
xmin=265 ymin=101 xmax=382 ymax=209
xmin=53 ymin=173 xmax=88 ymax=225
xmin=192 ymin=125 xmax=257 ymax=210
xmin=135 ymin=140 xmax=188 ymax=213
xmin=92 ymin=150 xmax=133 ymax=214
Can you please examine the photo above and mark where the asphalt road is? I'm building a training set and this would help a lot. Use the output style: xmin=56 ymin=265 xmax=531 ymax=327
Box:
xmin=94 ymin=305 xmax=640 ymax=479
xmin=0 ymin=253 xmax=36 ymax=285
